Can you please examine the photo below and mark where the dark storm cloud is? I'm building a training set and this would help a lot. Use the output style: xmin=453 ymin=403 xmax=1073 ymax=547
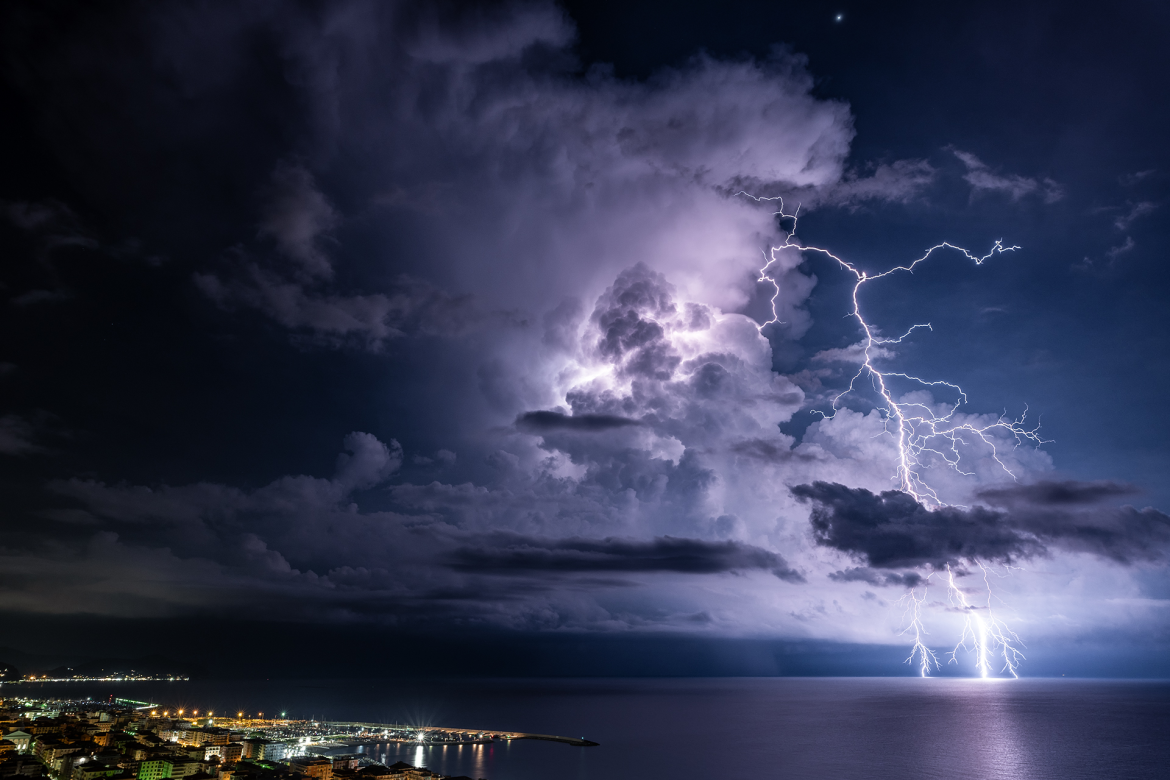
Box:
xmin=792 ymin=481 xmax=1041 ymax=569
xmin=1 ymin=428 xmax=805 ymax=627
xmin=729 ymin=437 xmax=819 ymax=464
xmin=793 ymin=481 xmax=1170 ymax=569
xmin=976 ymin=480 xmax=1140 ymax=507
xmin=449 ymin=533 xmax=804 ymax=581
xmin=828 ymin=567 xmax=924 ymax=588
xmin=516 ymin=410 xmax=642 ymax=433
xmin=196 ymin=261 xmax=482 ymax=349
xmin=193 ymin=161 xmax=490 ymax=349
xmin=974 ymin=481 xmax=1170 ymax=564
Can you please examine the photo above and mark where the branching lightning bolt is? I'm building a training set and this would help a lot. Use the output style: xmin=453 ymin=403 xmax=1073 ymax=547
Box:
xmin=899 ymin=586 xmax=939 ymax=677
xmin=743 ymin=192 xmax=1042 ymax=677
xmin=942 ymin=564 xmax=1026 ymax=678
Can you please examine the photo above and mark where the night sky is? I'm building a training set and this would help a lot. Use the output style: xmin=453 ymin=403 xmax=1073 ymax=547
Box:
xmin=2 ymin=0 xmax=1169 ymax=677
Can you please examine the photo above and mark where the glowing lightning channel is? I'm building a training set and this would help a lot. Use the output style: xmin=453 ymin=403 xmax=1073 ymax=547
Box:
xmin=743 ymin=193 xmax=1040 ymax=677
xmin=942 ymin=564 xmax=1026 ymax=678
xmin=899 ymin=586 xmax=939 ymax=677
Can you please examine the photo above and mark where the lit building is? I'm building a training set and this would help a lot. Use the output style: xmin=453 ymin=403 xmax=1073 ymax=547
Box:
xmin=137 ymin=758 xmax=173 ymax=780
xmin=2 ymin=731 xmax=31 ymax=754
xmin=179 ymin=731 xmax=230 ymax=748
xmin=71 ymin=762 xmax=123 ymax=780
xmin=284 ymin=757 xmax=331 ymax=780
xmin=167 ymin=759 xmax=201 ymax=780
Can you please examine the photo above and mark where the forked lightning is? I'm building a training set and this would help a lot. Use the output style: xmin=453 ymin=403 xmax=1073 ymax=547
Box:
xmin=744 ymin=193 xmax=1040 ymax=677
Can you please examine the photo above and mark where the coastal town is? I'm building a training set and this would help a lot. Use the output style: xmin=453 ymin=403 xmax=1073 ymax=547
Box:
xmin=0 ymin=697 xmax=505 ymax=780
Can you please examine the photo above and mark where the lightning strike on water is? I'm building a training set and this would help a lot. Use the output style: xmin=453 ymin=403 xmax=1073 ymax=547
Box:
xmin=899 ymin=586 xmax=940 ymax=677
xmin=942 ymin=563 xmax=1027 ymax=678
xmin=742 ymin=193 xmax=1039 ymax=677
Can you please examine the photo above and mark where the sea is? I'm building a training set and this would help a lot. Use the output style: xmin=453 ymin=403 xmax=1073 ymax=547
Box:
xmin=13 ymin=677 xmax=1170 ymax=780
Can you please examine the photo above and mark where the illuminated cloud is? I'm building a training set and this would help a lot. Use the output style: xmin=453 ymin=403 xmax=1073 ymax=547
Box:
xmin=179 ymin=2 xmax=935 ymax=349
xmin=0 ymin=0 xmax=1167 ymax=671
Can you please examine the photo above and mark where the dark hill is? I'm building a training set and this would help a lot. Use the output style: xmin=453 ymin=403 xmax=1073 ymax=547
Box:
xmin=37 ymin=654 xmax=209 ymax=679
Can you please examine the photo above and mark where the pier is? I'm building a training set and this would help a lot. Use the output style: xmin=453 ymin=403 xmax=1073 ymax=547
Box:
xmin=319 ymin=721 xmax=599 ymax=747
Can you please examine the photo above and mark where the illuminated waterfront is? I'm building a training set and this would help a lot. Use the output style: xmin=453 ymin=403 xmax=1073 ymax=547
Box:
xmin=6 ymin=677 xmax=1169 ymax=780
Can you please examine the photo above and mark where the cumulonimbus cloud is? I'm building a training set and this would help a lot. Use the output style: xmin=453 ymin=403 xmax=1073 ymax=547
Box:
xmin=9 ymin=0 xmax=1159 ymax=647
xmin=175 ymin=2 xmax=935 ymax=349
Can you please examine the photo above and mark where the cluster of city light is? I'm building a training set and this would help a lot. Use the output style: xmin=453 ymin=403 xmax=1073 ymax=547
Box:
xmin=746 ymin=193 xmax=1038 ymax=678
xmin=2 ymin=674 xmax=188 ymax=684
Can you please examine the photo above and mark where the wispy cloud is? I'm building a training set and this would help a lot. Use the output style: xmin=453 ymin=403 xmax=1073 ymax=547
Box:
xmin=952 ymin=149 xmax=1063 ymax=202
xmin=1114 ymin=201 xmax=1157 ymax=231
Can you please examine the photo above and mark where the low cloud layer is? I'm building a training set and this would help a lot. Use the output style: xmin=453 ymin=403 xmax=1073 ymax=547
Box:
xmin=794 ymin=480 xmax=1170 ymax=575
xmin=515 ymin=411 xmax=642 ymax=433
xmin=449 ymin=533 xmax=803 ymax=581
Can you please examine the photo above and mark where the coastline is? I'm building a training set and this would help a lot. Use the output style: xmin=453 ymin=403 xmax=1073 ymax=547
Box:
xmin=319 ymin=722 xmax=599 ymax=747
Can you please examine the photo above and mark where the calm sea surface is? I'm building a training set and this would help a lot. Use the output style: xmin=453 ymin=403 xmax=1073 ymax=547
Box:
xmin=15 ymin=677 xmax=1170 ymax=780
